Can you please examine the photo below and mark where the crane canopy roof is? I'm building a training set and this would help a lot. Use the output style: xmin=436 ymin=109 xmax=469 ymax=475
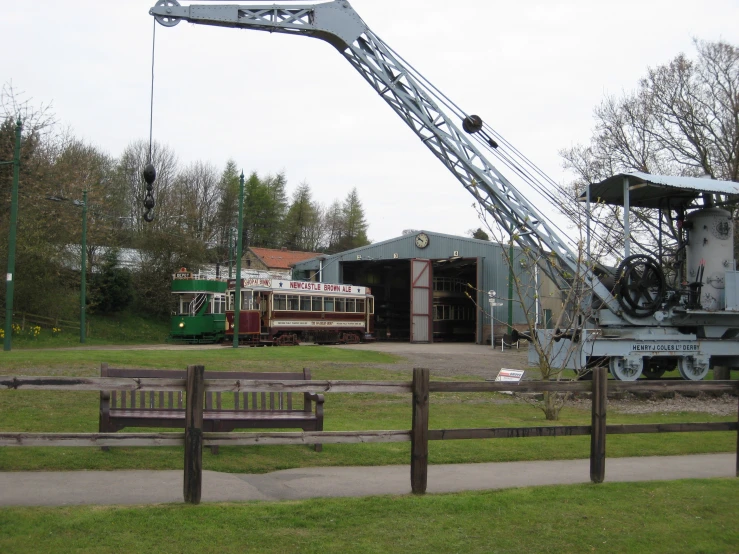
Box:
xmin=579 ymin=172 xmax=739 ymax=209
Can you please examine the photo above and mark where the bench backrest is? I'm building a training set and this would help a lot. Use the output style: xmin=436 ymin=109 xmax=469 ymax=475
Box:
xmin=100 ymin=363 xmax=312 ymax=412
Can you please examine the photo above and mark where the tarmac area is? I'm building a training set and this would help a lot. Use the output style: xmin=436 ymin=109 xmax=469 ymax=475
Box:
xmin=0 ymin=454 xmax=735 ymax=507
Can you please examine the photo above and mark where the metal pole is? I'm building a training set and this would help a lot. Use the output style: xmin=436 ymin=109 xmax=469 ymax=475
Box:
xmin=233 ymin=172 xmax=245 ymax=348
xmin=507 ymin=240 xmax=514 ymax=338
xmin=228 ymin=227 xmax=233 ymax=279
xmin=4 ymin=118 xmax=22 ymax=352
xmin=623 ymin=176 xmax=630 ymax=258
xmin=80 ymin=190 xmax=87 ymax=343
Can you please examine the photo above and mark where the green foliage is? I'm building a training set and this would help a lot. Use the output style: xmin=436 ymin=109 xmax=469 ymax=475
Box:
xmin=243 ymin=171 xmax=289 ymax=249
xmin=469 ymin=227 xmax=490 ymax=241
xmin=325 ymin=187 xmax=370 ymax=253
xmin=90 ymin=249 xmax=133 ymax=314
xmin=283 ymin=182 xmax=323 ymax=252
xmin=132 ymin=229 xmax=208 ymax=318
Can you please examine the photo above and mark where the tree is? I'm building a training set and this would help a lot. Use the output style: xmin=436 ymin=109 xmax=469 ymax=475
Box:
xmin=171 ymin=160 xmax=220 ymax=243
xmin=468 ymin=228 xmax=490 ymax=241
xmin=560 ymin=39 xmax=739 ymax=264
xmin=473 ymin=205 xmax=594 ymax=421
xmin=213 ymin=160 xmax=241 ymax=259
xmin=90 ymin=249 xmax=133 ymax=314
xmin=243 ymin=171 xmax=289 ymax=249
xmin=323 ymin=199 xmax=344 ymax=253
xmin=0 ymin=85 xmax=92 ymax=320
xmin=328 ymin=187 xmax=370 ymax=252
xmin=283 ymin=181 xmax=323 ymax=252
xmin=114 ymin=139 xmax=179 ymax=233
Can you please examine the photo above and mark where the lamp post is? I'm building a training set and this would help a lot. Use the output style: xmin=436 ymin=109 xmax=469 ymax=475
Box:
xmin=3 ymin=118 xmax=22 ymax=352
xmin=79 ymin=191 xmax=87 ymax=343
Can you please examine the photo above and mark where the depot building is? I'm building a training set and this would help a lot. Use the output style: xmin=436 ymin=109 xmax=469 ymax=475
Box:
xmin=291 ymin=230 xmax=561 ymax=344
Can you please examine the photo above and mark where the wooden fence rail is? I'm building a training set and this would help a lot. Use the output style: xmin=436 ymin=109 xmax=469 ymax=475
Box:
xmin=1 ymin=367 xmax=737 ymax=503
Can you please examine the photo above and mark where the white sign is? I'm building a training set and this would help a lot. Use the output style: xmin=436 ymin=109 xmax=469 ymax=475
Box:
xmin=495 ymin=369 xmax=525 ymax=383
xmin=272 ymin=280 xmax=367 ymax=295
xmin=272 ymin=320 xmax=354 ymax=327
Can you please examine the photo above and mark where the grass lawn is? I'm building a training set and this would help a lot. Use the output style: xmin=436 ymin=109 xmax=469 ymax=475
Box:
xmin=4 ymin=313 xmax=170 ymax=348
xmin=0 ymin=348 xmax=736 ymax=473
xmin=0 ymin=479 xmax=738 ymax=553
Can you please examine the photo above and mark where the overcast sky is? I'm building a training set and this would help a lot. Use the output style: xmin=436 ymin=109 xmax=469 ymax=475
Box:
xmin=4 ymin=1 xmax=738 ymax=243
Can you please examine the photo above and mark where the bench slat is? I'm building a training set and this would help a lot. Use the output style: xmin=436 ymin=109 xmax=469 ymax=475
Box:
xmin=109 ymin=410 xmax=318 ymax=421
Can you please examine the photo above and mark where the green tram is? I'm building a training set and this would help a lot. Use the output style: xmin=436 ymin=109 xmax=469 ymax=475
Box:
xmin=169 ymin=269 xmax=227 ymax=343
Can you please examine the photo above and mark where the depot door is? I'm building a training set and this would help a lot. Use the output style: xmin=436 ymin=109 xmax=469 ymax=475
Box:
xmin=410 ymin=258 xmax=432 ymax=343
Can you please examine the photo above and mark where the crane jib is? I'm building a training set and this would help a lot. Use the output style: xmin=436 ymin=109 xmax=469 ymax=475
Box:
xmin=147 ymin=0 xmax=638 ymax=324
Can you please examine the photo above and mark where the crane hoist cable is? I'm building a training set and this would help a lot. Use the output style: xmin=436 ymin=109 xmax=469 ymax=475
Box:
xmin=142 ymin=18 xmax=158 ymax=223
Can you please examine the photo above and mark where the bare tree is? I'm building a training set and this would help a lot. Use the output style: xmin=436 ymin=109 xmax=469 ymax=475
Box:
xmin=172 ymin=161 xmax=220 ymax=243
xmin=473 ymin=203 xmax=605 ymax=421
xmin=114 ymin=139 xmax=179 ymax=231
xmin=560 ymin=39 xmax=739 ymax=266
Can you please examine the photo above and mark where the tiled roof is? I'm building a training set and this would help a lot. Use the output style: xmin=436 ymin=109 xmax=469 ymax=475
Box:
xmin=248 ymin=247 xmax=323 ymax=269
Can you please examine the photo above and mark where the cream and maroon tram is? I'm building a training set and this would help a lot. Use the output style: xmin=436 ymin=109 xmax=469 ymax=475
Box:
xmin=225 ymin=278 xmax=375 ymax=345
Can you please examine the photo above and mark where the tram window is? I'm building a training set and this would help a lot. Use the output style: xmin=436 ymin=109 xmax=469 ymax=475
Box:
xmin=324 ymin=297 xmax=334 ymax=311
xmin=335 ymin=298 xmax=345 ymax=312
xmin=274 ymin=294 xmax=287 ymax=311
xmin=312 ymin=296 xmax=322 ymax=311
xmin=368 ymin=298 xmax=374 ymax=314
xmin=287 ymin=295 xmax=300 ymax=310
xmin=212 ymin=295 xmax=226 ymax=314
xmin=242 ymin=292 xmax=253 ymax=310
xmin=346 ymin=298 xmax=356 ymax=312
xmin=300 ymin=296 xmax=312 ymax=311
xmin=356 ymin=299 xmax=365 ymax=313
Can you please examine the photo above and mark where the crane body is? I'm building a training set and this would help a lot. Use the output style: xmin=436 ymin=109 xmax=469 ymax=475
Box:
xmin=150 ymin=0 xmax=739 ymax=380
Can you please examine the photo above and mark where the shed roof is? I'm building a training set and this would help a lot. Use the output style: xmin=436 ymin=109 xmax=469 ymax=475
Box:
xmin=580 ymin=172 xmax=739 ymax=209
xmin=248 ymin=247 xmax=323 ymax=269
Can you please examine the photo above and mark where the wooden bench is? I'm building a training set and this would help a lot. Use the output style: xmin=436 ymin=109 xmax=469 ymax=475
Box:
xmin=98 ymin=364 xmax=324 ymax=452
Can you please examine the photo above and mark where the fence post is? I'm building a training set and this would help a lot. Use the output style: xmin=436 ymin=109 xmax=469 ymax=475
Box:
xmin=411 ymin=367 xmax=430 ymax=494
xmin=184 ymin=364 xmax=204 ymax=504
xmin=590 ymin=366 xmax=607 ymax=483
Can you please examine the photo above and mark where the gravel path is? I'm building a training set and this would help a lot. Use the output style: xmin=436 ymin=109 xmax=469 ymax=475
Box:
xmin=331 ymin=342 xmax=738 ymax=417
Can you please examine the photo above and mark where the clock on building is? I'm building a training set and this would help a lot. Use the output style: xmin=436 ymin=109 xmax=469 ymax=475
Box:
xmin=415 ymin=232 xmax=430 ymax=249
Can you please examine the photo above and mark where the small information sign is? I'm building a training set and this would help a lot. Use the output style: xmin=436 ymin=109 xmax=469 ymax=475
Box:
xmin=494 ymin=369 xmax=524 ymax=383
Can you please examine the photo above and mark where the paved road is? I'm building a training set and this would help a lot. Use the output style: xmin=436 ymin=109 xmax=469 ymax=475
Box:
xmin=0 ymin=454 xmax=734 ymax=507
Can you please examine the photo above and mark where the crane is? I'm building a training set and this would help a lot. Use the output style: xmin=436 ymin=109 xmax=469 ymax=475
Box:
xmin=149 ymin=0 xmax=739 ymax=380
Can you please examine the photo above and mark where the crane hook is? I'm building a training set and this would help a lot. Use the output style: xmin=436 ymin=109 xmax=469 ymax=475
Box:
xmin=142 ymin=163 xmax=156 ymax=223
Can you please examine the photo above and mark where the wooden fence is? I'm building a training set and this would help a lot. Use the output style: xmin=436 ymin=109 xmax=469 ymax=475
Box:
xmin=16 ymin=312 xmax=83 ymax=332
xmin=1 ymin=367 xmax=738 ymax=504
